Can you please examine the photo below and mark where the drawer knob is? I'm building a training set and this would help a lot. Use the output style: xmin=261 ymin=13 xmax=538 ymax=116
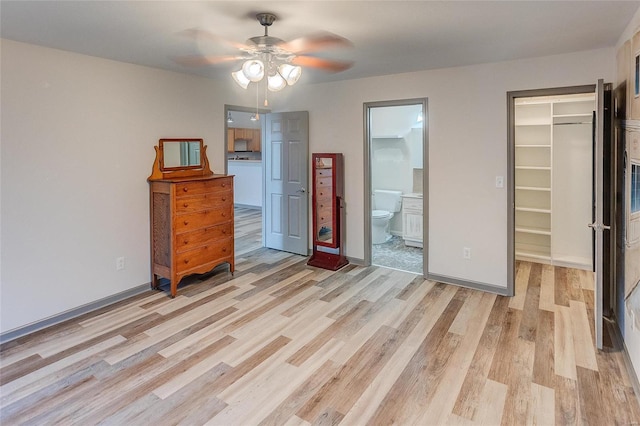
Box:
xmin=222 ymin=247 xmax=227 ymax=252
xmin=221 ymin=213 xmax=226 ymax=217
xmin=222 ymin=229 xmax=226 ymax=234
xmin=183 ymin=203 xmax=188 ymax=208
xmin=183 ymin=187 xmax=188 ymax=192
xmin=184 ymin=259 xmax=189 ymax=264
xmin=184 ymin=220 xmax=189 ymax=225
xmin=222 ymin=197 xmax=226 ymax=202
xmin=222 ymin=183 xmax=226 ymax=187
xmin=183 ymin=240 xmax=189 ymax=245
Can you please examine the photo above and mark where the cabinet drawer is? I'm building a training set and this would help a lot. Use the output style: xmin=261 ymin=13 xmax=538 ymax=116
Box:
xmin=176 ymin=191 xmax=232 ymax=214
xmin=175 ymin=222 xmax=233 ymax=253
xmin=317 ymin=206 xmax=332 ymax=224
xmin=316 ymin=176 xmax=332 ymax=188
xmin=315 ymin=187 xmax=333 ymax=199
xmin=176 ymin=178 xmax=233 ymax=197
xmin=402 ymin=198 xmax=423 ymax=212
xmin=316 ymin=168 xmax=333 ymax=178
xmin=176 ymin=238 xmax=233 ymax=273
xmin=175 ymin=206 xmax=233 ymax=233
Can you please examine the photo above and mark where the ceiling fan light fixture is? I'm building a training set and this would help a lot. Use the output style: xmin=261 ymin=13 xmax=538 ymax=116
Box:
xmin=250 ymin=113 xmax=259 ymax=121
xmin=267 ymin=72 xmax=286 ymax=92
xmin=242 ymin=59 xmax=265 ymax=82
xmin=227 ymin=111 xmax=234 ymax=123
xmin=278 ymin=63 xmax=302 ymax=86
xmin=231 ymin=70 xmax=250 ymax=89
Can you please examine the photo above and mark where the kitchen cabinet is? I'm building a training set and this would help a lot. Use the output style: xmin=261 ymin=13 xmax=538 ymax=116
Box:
xmin=227 ymin=127 xmax=261 ymax=152
xmin=402 ymin=194 xmax=423 ymax=248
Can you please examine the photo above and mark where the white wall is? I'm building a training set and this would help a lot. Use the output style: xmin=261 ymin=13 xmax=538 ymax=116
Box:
xmin=0 ymin=39 xmax=618 ymax=334
xmin=0 ymin=39 xmax=234 ymax=333
xmin=281 ymin=48 xmax=615 ymax=289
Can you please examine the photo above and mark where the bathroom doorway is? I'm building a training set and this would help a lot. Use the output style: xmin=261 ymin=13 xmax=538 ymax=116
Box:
xmin=364 ymin=98 xmax=428 ymax=275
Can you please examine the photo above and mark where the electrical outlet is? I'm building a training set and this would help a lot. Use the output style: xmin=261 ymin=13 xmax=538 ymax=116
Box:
xmin=495 ymin=176 xmax=504 ymax=188
xmin=116 ymin=257 xmax=125 ymax=271
xmin=463 ymin=247 xmax=471 ymax=259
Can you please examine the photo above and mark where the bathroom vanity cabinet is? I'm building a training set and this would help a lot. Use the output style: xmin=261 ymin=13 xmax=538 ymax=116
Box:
xmin=307 ymin=153 xmax=348 ymax=270
xmin=402 ymin=194 xmax=423 ymax=248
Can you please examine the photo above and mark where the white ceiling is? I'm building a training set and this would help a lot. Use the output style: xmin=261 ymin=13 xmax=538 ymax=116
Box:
xmin=1 ymin=1 xmax=638 ymax=85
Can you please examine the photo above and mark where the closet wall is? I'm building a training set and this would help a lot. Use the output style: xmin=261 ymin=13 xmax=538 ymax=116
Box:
xmin=515 ymin=93 xmax=595 ymax=269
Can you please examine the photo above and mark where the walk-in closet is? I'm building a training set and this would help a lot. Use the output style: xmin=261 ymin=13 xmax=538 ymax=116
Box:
xmin=514 ymin=92 xmax=595 ymax=270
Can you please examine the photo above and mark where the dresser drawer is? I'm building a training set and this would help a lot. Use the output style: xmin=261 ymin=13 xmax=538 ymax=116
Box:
xmin=175 ymin=222 xmax=233 ymax=253
xmin=176 ymin=237 xmax=233 ymax=273
xmin=175 ymin=205 xmax=233 ymax=233
xmin=175 ymin=178 xmax=233 ymax=197
xmin=317 ymin=206 xmax=332 ymax=224
xmin=176 ymin=190 xmax=232 ymax=214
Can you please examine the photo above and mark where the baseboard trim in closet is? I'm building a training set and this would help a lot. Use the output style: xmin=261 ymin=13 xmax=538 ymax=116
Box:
xmin=0 ymin=283 xmax=150 ymax=344
xmin=427 ymin=273 xmax=511 ymax=296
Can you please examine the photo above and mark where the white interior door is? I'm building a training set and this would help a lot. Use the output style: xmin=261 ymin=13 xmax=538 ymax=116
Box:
xmin=264 ymin=111 xmax=309 ymax=255
xmin=590 ymin=79 xmax=607 ymax=349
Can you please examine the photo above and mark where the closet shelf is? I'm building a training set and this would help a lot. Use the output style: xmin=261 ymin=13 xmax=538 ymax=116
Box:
xmin=516 ymin=186 xmax=551 ymax=192
xmin=515 ymin=249 xmax=551 ymax=261
xmin=515 ymin=226 xmax=552 ymax=236
xmin=516 ymin=206 xmax=551 ymax=214
xmin=515 ymin=166 xmax=551 ymax=171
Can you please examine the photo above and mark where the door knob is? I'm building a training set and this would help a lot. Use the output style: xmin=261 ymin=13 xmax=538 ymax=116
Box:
xmin=297 ymin=187 xmax=307 ymax=193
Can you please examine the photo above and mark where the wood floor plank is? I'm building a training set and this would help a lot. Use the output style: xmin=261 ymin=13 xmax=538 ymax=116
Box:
xmin=510 ymin=261 xmax=531 ymax=310
xmin=554 ymin=305 xmax=577 ymax=380
xmin=2 ymin=239 xmax=639 ymax=426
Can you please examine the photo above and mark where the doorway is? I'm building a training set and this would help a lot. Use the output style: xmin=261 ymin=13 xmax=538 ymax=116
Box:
xmin=225 ymin=105 xmax=269 ymax=256
xmin=364 ymin=98 xmax=428 ymax=275
xmin=508 ymin=82 xmax=615 ymax=349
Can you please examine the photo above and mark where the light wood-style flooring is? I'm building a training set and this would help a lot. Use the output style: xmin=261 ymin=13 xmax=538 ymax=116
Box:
xmin=1 ymin=208 xmax=639 ymax=425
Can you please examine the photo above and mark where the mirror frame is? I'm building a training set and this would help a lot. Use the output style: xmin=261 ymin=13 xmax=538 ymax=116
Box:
xmin=148 ymin=138 xmax=213 ymax=181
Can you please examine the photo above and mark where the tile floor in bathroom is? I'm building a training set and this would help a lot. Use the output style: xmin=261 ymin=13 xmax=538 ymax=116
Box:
xmin=372 ymin=235 xmax=423 ymax=274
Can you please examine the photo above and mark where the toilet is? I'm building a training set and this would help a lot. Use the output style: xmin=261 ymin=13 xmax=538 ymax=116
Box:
xmin=372 ymin=189 xmax=403 ymax=244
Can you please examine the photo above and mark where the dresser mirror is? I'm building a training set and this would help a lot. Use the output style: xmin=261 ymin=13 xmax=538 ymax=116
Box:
xmin=160 ymin=139 xmax=202 ymax=170
xmin=314 ymin=155 xmax=336 ymax=246
xmin=149 ymin=138 xmax=213 ymax=181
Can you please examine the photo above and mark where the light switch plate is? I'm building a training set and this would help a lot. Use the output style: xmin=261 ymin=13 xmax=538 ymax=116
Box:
xmin=495 ymin=176 xmax=504 ymax=188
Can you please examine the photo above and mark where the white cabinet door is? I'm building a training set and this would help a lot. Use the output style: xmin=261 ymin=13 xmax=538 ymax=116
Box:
xmin=402 ymin=197 xmax=423 ymax=247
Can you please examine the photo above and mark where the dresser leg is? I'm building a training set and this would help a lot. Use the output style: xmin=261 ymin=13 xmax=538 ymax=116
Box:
xmin=151 ymin=274 xmax=159 ymax=290
xmin=170 ymin=281 xmax=177 ymax=298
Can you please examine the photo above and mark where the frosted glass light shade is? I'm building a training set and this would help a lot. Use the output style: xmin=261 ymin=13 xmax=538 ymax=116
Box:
xmin=231 ymin=70 xmax=250 ymax=89
xmin=278 ymin=64 xmax=302 ymax=85
xmin=242 ymin=59 xmax=264 ymax=82
xmin=267 ymin=73 xmax=286 ymax=92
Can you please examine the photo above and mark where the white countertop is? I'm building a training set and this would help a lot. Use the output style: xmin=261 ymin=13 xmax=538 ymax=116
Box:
xmin=228 ymin=159 xmax=262 ymax=164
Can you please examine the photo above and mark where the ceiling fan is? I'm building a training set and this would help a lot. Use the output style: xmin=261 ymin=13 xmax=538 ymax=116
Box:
xmin=175 ymin=12 xmax=353 ymax=92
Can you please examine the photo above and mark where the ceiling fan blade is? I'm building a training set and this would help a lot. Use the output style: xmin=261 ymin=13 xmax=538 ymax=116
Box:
xmin=279 ymin=33 xmax=352 ymax=55
xmin=178 ymin=28 xmax=251 ymax=51
xmin=291 ymin=56 xmax=353 ymax=73
xmin=173 ymin=54 xmax=243 ymax=67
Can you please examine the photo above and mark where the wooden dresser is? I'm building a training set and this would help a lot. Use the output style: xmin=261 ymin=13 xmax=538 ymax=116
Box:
xmin=148 ymin=139 xmax=234 ymax=297
xmin=149 ymin=175 xmax=234 ymax=297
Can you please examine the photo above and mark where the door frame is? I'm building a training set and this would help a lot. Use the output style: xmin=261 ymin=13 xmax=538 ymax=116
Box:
xmin=507 ymin=84 xmax=598 ymax=296
xmin=363 ymin=98 xmax=429 ymax=275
